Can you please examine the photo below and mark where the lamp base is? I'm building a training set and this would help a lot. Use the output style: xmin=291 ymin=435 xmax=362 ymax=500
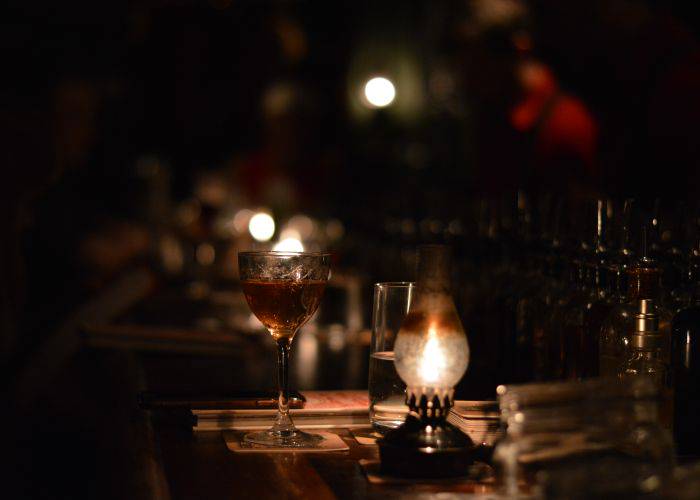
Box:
xmin=378 ymin=415 xmax=476 ymax=478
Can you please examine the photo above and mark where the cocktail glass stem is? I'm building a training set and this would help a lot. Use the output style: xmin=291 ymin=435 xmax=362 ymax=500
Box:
xmin=273 ymin=334 xmax=294 ymax=435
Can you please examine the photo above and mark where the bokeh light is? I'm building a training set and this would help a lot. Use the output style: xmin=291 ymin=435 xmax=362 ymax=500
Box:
xmin=364 ymin=77 xmax=396 ymax=108
xmin=273 ymin=237 xmax=304 ymax=252
xmin=195 ymin=242 xmax=216 ymax=266
xmin=325 ymin=219 xmax=345 ymax=241
xmin=233 ymin=209 xmax=254 ymax=234
xmin=287 ymin=214 xmax=315 ymax=240
xmin=248 ymin=212 xmax=275 ymax=241
xmin=280 ymin=228 xmax=302 ymax=241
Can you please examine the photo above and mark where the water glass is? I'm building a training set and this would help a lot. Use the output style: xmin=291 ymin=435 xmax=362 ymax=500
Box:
xmin=369 ymin=282 xmax=414 ymax=432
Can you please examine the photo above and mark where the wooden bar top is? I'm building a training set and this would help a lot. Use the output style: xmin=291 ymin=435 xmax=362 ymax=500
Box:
xmin=152 ymin=423 xmax=496 ymax=499
xmin=64 ymin=281 xmax=499 ymax=499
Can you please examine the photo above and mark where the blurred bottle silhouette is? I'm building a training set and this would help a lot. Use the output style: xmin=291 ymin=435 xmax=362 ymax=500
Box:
xmin=662 ymin=202 xmax=692 ymax=314
xmin=608 ymin=199 xmax=637 ymax=306
xmin=375 ymin=191 xmax=700 ymax=399
xmin=671 ymin=220 xmax=700 ymax=456
xmin=619 ymin=299 xmax=673 ymax=430
xmin=553 ymin=201 xmax=594 ymax=380
xmin=538 ymin=200 xmax=571 ymax=381
xmin=521 ymin=196 xmax=558 ymax=381
xmin=599 ymin=226 xmax=673 ymax=378
xmin=511 ymin=192 xmax=543 ymax=382
xmin=579 ymin=200 xmax=615 ymax=378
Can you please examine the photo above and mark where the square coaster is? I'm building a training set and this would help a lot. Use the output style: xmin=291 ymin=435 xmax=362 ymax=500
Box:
xmin=349 ymin=428 xmax=381 ymax=445
xmin=223 ymin=431 xmax=350 ymax=453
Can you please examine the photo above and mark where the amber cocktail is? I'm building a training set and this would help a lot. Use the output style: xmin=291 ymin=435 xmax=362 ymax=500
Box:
xmin=238 ymin=251 xmax=330 ymax=447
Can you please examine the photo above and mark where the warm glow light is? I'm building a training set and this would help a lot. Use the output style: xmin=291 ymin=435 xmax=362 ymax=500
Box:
xmin=364 ymin=77 xmax=396 ymax=108
xmin=273 ymin=237 xmax=304 ymax=252
xmin=325 ymin=219 xmax=345 ymax=241
xmin=249 ymin=212 xmax=275 ymax=241
xmin=287 ymin=215 xmax=315 ymax=239
xmin=196 ymin=242 xmax=216 ymax=266
xmin=233 ymin=209 xmax=254 ymax=234
xmin=280 ymin=228 xmax=302 ymax=241
xmin=394 ymin=315 xmax=469 ymax=391
xmin=418 ymin=324 xmax=448 ymax=384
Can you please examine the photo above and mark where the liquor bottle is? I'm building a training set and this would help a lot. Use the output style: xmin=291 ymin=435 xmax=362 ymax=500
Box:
xmin=608 ymin=199 xmax=636 ymax=300
xmin=654 ymin=200 xmax=688 ymax=313
xmin=666 ymin=206 xmax=698 ymax=313
xmin=512 ymin=193 xmax=551 ymax=382
xmin=463 ymin=197 xmax=504 ymax=394
xmin=472 ymin=196 xmax=521 ymax=389
xmin=545 ymin=204 xmax=583 ymax=381
xmin=494 ymin=191 xmax=537 ymax=384
xmin=598 ymin=200 xmax=636 ymax=372
xmin=599 ymin=229 xmax=673 ymax=377
xmin=670 ymin=233 xmax=700 ymax=456
xmin=532 ymin=199 xmax=569 ymax=380
xmin=543 ymin=250 xmax=572 ymax=381
xmin=550 ymin=250 xmax=589 ymax=379
xmin=562 ymin=200 xmax=612 ymax=379
xmin=581 ymin=200 xmax=615 ymax=377
xmin=619 ymin=299 xmax=673 ymax=429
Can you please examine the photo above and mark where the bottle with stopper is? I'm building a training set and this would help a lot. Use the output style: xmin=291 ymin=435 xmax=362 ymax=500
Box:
xmin=670 ymin=219 xmax=700 ymax=456
xmin=599 ymin=226 xmax=673 ymax=377
xmin=618 ymin=298 xmax=673 ymax=429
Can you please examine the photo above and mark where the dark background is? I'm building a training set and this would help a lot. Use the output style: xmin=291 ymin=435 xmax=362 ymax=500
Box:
xmin=4 ymin=0 xmax=699 ymax=202
xmin=4 ymin=0 xmax=699 ymax=348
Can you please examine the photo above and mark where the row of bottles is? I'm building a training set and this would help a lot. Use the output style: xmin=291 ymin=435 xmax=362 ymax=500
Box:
xmin=441 ymin=193 xmax=700 ymax=457
xmin=356 ymin=191 xmax=698 ymax=455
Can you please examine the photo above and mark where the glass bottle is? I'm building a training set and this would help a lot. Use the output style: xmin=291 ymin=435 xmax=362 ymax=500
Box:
xmin=618 ymin=299 xmax=673 ymax=429
xmin=537 ymin=198 xmax=576 ymax=381
xmin=523 ymin=196 xmax=554 ymax=382
xmin=668 ymin=213 xmax=699 ymax=312
xmin=598 ymin=200 xmax=636 ymax=375
xmin=485 ymin=192 xmax=529 ymax=385
xmin=559 ymin=218 xmax=589 ymax=378
xmin=671 ymin=245 xmax=700 ymax=456
xmin=581 ymin=201 xmax=616 ymax=378
xmin=608 ymin=199 xmax=636 ymax=302
xmin=512 ymin=192 xmax=549 ymax=383
xmin=545 ymin=248 xmax=579 ymax=381
xmin=599 ymin=234 xmax=673 ymax=377
xmin=532 ymin=231 xmax=568 ymax=379
xmin=655 ymin=200 xmax=688 ymax=313
xmin=462 ymin=197 xmax=504 ymax=396
xmin=563 ymin=200 xmax=614 ymax=379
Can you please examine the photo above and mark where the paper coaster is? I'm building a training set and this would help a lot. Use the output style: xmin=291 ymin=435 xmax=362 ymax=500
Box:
xmin=349 ymin=428 xmax=381 ymax=445
xmin=223 ymin=431 xmax=349 ymax=453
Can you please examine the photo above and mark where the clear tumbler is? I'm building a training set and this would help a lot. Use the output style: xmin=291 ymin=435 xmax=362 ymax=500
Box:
xmin=369 ymin=282 xmax=414 ymax=432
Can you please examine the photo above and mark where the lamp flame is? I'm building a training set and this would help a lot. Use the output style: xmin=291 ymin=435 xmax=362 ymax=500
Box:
xmin=419 ymin=323 xmax=448 ymax=384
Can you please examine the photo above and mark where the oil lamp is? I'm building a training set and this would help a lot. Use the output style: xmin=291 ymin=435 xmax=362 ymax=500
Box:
xmin=378 ymin=245 xmax=474 ymax=478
